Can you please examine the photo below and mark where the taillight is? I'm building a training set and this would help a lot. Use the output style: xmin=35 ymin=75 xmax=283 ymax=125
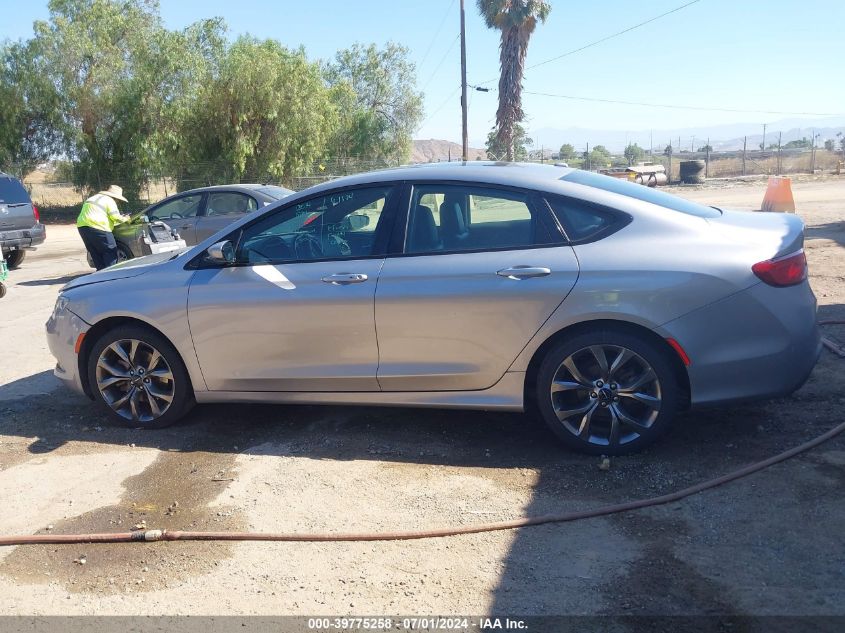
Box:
xmin=752 ymin=250 xmax=807 ymax=287
xmin=33 ymin=205 xmax=40 ymax=222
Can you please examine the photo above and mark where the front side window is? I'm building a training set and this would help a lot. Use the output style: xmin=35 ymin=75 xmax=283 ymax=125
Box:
xmin=206 ymin=192 xmax=258 ymax=216
xmin=148 ymin=194 xmax=203 ymax=221
xmin=237 ymin=186 xmax=393 ymax=264
xmin=405 ymin=185 xmax=555 ymax=254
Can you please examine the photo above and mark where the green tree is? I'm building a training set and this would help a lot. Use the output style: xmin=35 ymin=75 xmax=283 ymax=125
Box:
xmin=697 ymin=144 xmax=713 ymax=153
xmin=624 ymin=142 xmax=644 ymax=165
xmin=663 ymin=144 xmax=673 ymax=156
xmin=558 ymin=143 xmax=575 ymax=160
xmin=177 ymin=36 xmax=336 ymax=186
xmin=0 ymin=39 xmax=64 ymax=178
xmin=783 ymin=137 xmax=811 ymax=149
xmin=823 ymin=139 xmax=834 ymax=152
xmin=590 ymin=144 xmax=611 ymax=166
xmin=325 ymin=43 xmax=423 ymax=162
xmin=485 ymin=123 xmax=532 ymax=160
xmin=29 ymin=0 xmax=172 ymax=200
xmin=477 ymin=0 xmax=550 ymax=161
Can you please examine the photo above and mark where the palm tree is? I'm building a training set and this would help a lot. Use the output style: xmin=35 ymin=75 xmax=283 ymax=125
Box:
xmin=477 ymin=0 xmax=551 ymax=161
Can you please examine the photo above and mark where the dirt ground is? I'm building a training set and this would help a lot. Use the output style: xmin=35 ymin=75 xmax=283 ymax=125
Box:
xmin=0 ymin=176 xmax=843 ymax=618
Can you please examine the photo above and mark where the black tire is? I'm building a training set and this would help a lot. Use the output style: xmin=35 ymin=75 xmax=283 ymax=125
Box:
xmin=4 ymin=249 xmax=25 ymax=269
xmin=533 ymin=329 xmax=681 ymax=455
xmin=0 ymin=283 xmax=6 ymax=298
xmin=116 ymin=241 xmax=133 ymax=261
xmin=87 ymin=324 xmax=195 ymax=428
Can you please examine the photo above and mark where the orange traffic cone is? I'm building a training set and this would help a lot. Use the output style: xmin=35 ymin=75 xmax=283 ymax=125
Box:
xmin=761 ymin=176 xmax=796 ymax=213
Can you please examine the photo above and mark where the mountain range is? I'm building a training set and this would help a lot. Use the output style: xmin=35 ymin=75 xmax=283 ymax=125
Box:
xmin=522 ymin=117 xmax=845 ymax=153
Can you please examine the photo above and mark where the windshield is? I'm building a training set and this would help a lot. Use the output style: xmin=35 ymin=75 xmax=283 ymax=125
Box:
xmin=256 ymin=185 xmax=295 ymax=200
xmin=562 ymin=170 xmax=721 ymax=218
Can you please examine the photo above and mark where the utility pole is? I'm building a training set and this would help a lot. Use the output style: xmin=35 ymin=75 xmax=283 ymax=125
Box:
xmin=810 ymin=129 xmax=816 ymax=174
xmin=705 ymin=137 xmax=710 ymax=178
xmin=650 ymin=130 xmax=653 ymax=157
xmin=777 ymin=131 xmax=782 ymax=175
xmin=691 ymin=135 xmax=695 ymax=153
xmin=668 ymin=141 xmax=673 ymax=184
xmin=762 ymin=123 xmax=767 ymax=151
xmin=459 ymin=0 xmax=468 ymax=162
xmin=742 ymin=136 xmax=747 ymax=176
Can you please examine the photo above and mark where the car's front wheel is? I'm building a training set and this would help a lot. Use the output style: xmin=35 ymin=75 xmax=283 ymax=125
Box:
xmin=87 ymin=325 xmax=194 ymax=428
xmin=534 ymin=329 xmax=681 ymax=455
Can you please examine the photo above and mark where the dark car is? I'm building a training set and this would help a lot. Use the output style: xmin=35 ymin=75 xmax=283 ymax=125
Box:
xmin=0 ymin=172 xmax=46 ymax=269
xmin=111 ymin=184 xmax=294 ymax=260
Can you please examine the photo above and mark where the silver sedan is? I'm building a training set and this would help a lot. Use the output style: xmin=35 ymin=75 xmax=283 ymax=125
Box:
xmin=46 ymin=163 xmax=821 ymax=454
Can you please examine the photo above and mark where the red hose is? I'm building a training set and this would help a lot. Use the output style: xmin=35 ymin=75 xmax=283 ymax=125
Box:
xmin=2 ymin=418 xmax=843 ymax=547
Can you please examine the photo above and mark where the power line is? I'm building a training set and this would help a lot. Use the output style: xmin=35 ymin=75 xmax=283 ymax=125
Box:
xmin=418 ymin=0 xmax=458 ymax=69
xmin=420 ymin=33 xmax=460 ymax=92
xmin=520 ymin=90 xmax=844 ymax=116
xmin=474 ymin=0 xmax=703 ymax=86
xmin=419 ymin=85 xmax=461 ymax=129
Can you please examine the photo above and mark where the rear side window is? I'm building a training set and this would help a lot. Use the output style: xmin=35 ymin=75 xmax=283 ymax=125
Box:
xmin=562 ymin=170 xmax=721 ymax=218
xmin=406 ymin=185 xmax=557 ymax=255
xmin=545 ymin=195 xmax=630 ymax=243
xmin=0 ymin=177 xmax=31 ymax=205
xmin=206 ymin=192 xmax=258 ymax=216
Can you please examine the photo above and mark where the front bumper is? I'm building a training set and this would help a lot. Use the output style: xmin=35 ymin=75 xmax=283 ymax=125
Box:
xmin=659 ymin=280 xmax=821 ymax=406
xmin=46 ymin=303 xmax=90 ymax=396
xmin=0 ymin=223 xmax=46 ymax=249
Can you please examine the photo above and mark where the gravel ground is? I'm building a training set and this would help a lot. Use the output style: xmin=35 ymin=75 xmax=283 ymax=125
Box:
xmin=0 ymin=177 xmax=843 ymax=617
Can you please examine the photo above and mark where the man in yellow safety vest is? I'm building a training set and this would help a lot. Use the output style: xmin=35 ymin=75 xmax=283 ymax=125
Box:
xmin=77 ymin=185 xmax=130 ymax=270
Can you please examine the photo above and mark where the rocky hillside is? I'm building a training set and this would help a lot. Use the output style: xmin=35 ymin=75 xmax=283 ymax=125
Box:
xmin=412 ymin=139 xmax=487 ymax=163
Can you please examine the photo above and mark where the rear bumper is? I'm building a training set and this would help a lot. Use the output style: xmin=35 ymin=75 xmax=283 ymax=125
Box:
xmin=659 ymin=280 xmax=821 ymax=406
xmin=0 ymin=223 xmax=46 ymax=249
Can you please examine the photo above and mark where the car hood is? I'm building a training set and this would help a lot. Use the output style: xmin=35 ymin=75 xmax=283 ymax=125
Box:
xmin=63 ymin=249 xmax=187 ymax=291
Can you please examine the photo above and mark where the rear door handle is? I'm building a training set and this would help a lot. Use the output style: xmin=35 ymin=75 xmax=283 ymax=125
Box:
xmin=497 ymin=266 xmax=551 ymax=280
xmin=321 ymin=273 xmax=369 ymax=285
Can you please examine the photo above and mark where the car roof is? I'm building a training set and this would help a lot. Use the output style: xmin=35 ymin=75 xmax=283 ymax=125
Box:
xmin=178 ymin=183 xmax=289 ymax=196
xmin=294 ymin=161 xmax=576 ymax=195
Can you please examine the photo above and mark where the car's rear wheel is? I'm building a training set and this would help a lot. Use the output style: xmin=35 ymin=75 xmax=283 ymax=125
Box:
xmin=534 ymin=329 xmax=680 ymax=455
xmin=87 ymin=325 xmax=194 ymax=428
xmin=4 ymin=249 xmax=25 ymax=269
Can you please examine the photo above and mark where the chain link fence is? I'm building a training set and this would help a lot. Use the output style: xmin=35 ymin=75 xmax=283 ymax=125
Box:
xmin=22 ymin=157 xmax=401 ymax=213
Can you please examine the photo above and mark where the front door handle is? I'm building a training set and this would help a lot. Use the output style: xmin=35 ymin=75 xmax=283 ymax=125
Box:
xmin=497 ymin=266 xmax=551 ymax=280
xmin=321 ymin=273 xmax=369 ymax=285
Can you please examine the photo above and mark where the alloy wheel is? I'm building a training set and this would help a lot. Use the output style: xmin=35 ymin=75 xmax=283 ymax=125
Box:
xmin=550 ymin=344 xmax=662 ymax=447
xmin=95 ymin=338 xmax=175 ymax=422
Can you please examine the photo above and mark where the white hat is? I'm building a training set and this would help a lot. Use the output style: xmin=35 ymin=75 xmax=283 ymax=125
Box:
xmin=98 ymin=184 xmax=128 ymax=202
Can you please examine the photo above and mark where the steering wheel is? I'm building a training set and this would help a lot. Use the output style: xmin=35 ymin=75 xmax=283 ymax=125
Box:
xmin=294 ymin=232 xmax=324 ymax=259
xmin=327 ymin=234 xmax=351 ymax=257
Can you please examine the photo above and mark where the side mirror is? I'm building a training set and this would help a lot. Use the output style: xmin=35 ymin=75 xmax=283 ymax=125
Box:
xmin=206 ymin=240 xmax=235 ymax=265
xmin=347 ymin=213 xmax=370 ymax=230
xmin=134 ymin=215 xmax=149 ymax=224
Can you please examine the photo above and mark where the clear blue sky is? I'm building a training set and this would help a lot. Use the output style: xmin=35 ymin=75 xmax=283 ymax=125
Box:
xmin=3 ymin=0 xmax=844 ymax=147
